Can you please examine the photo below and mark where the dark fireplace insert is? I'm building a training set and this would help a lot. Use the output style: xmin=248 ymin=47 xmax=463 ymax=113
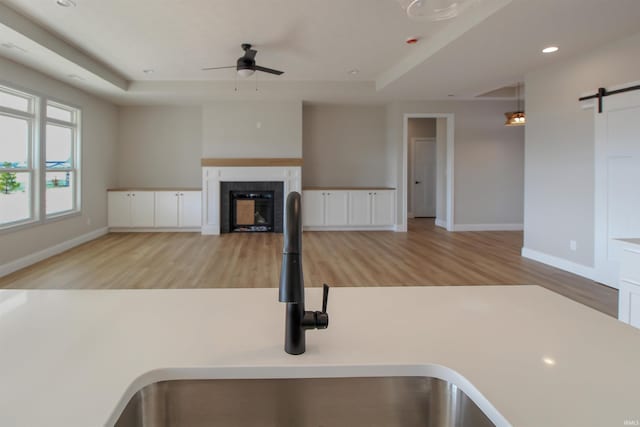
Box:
xmin=220 ymin=181 xmax=284 ymax=233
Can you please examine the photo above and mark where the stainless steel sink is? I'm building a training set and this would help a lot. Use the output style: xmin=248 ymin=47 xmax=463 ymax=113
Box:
xmin=114 ymin=377 xmax=495 ymax=427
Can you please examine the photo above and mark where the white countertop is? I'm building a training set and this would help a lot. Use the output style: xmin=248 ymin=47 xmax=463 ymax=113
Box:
xmin=1 ymin=286 xmax=639 ymax=427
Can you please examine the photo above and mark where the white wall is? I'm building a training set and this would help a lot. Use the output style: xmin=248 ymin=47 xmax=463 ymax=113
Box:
xmin=118 ymin=106 xmax=202 ymax=187
xmin=302 ymin=104 xmax=388 ymax=187
xmin=386 ymin=100 xmax=525 ymax=228
xmin=202 ymin=101 xmax=302 ymax=158
xmin=524 ymin=31 xmax=640 ymax=268
xmin=0 ymin=56 xmax=118 ymax=266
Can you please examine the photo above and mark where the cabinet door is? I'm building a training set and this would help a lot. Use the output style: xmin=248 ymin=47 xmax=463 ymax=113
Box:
xmin=349 ymin=191 xmax=371 ymax=225
xmin=108 ymin=192 xmax=131 ymax=227
xmin=179 ymin=191 xmax=202 ymax=228
xmin=371 ymin=191 xmax=395 ymax=226
xmin=302 ymin=191 xmax=325 ymax=226
xmin=130 ymin=192 xmax=155 ymax=227
xmin=325 ymin=191 xmax=349 ymax=226
xmin=155 ymin=192 xmax=179 ymax=227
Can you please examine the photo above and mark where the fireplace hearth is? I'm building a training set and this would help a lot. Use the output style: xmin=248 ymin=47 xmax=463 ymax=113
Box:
xmin=220 ymin=181 xmax=284 ymax=233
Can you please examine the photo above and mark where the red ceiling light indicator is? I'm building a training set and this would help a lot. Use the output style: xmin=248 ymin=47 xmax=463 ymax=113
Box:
xmin=405 ymin=36 xmax=420 ymax=45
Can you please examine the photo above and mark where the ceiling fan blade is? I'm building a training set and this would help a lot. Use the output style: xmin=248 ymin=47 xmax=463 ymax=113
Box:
xmin=254 ymin=65 xmax=284 ymax=75
xmin=244 ymin=49 xmax=257 ymax=60
xmin=201 ymin=65 xmax=236 ymax=71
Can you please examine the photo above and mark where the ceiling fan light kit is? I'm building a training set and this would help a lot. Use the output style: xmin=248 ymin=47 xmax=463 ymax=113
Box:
xmin=505 ymin=83 xmax=526 ymax=126
xmin=203 ymin=43 xmax=284 ymax=77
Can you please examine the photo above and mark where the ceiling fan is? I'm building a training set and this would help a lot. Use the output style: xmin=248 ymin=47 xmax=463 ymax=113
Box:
xmin=202 ymin=44 xmax=284 ymax=77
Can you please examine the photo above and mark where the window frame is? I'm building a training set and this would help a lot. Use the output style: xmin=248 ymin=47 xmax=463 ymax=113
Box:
xmin=0 ymin=82 xmax=82 ymax=233
xmin=44 ymin=99 xmax=81 ymax=219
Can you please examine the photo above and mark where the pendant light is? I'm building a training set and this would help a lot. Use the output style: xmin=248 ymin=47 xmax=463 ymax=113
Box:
xmin=505 ymin=83 xmax=526 ymax=126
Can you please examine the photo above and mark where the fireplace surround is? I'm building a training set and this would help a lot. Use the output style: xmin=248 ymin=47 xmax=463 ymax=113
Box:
xmin=220 ymin=181 xmax=284 ymax=233
xmin=201 ymin=162 xmax=302 ymax=235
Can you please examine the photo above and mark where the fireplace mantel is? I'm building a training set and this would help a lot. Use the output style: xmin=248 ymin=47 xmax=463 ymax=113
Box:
xmin=201 ymin=158 xmax=303 ymax=167
xmin=201 ymin=165 xmax=302 ymax=235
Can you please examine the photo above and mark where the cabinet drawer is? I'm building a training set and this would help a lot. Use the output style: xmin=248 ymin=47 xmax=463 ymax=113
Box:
xmin=620 ymin=247 xmax=640 ymax=282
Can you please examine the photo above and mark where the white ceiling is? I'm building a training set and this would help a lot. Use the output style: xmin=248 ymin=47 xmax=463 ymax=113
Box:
xmin=0 ymin=0 xmax=639 ymax=105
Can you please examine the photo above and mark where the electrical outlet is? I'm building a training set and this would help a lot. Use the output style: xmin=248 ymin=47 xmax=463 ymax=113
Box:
xmin=570 ymin=240 xmax=577 ymax=251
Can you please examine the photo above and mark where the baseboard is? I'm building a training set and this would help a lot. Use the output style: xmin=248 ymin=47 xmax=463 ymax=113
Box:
xmin=435 ymin=218 xmax=447 ymax=229
xmin=521 ymin=247 xmax=597 ymax=281
xmin=452 ymin=223 xmax=523 ymax=232
xmin=394 ymin=224 xmax=408 ymax=232
xmin=201 ymin=225 xmax=219 ymax=235
xmin=109 ymin=228 xmax=201 ymax=233
xmin=0 ymin=227 xmax=108 ymax=278
xmin=407 ymin=212 xmax=415 ymax=219
xmin=304 ymin=225 xmax=396 ymax=232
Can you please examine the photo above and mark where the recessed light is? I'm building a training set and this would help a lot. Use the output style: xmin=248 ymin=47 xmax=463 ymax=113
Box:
xmin=348 ymin=69 xmax=359 ymax=75
xmin=542 ymin=46 xmax=559 ymax=54
xmin=143 ymin=69 xmax=155 ymax=75
xmin=542 ymin=357 xmax=556 ymax=366
xmin=67 ymin=74 xmax=84 ymax=81
xmin=56 ymin=0 xmax=76 ymax=7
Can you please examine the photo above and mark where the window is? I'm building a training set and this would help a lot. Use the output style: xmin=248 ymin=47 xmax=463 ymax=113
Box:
xmin=0 ymin=84 xmax=81 ymax=230
xmin=45 ymin=101 xmax=80 ymax=217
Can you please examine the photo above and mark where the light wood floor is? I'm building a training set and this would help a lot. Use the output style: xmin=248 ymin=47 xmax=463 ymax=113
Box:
xmin=0 ymin=219 xmax=617 ymax=316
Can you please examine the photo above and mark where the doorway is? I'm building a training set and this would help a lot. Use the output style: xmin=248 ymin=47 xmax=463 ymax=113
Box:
xmin=403 ymin=114 xmax=454 ymax=231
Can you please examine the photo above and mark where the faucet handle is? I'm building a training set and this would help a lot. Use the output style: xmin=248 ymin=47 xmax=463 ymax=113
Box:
xmin=322 ymin=283 xmax=329 ymax=313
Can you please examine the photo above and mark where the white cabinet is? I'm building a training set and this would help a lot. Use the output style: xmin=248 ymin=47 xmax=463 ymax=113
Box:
xmin=109 ymin=190 xmax=201 ymax=230
xmin=154 ymin=191 xmax=202 ymax=228
xmin=155 ymin=192 xmax=180 ymax=227
xmin=348 ymin=190 xmax=395 ymax=226
xmin=303 ymin=189 xmax=395 ymax=230
xmin=108 ymin=191 xmax=155 ymax=228
xmin=179 ymin=191 xmax=202 ymax=228
xmin=371 ymin=191 xmax=395 ymax=226
xmin=618 ymin=242 xmax=640 ymax=328
xmin=348 ymin=191 xmax=371 ymax=225
xmin=302 ymin=191 xmax=325 ymax=226
xmin=325 ymin=192 xmax=349 ymax=226
xmin=302 ymin=191 xmax=348 ymax=226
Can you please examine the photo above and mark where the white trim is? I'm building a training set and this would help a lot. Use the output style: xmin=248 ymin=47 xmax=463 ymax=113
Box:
xmin=435 ymin=218 xmax=447 ymax=228
xmin=407 ymin=211 xmax=415 ymax=219
xmin=453 ymin=223 xmax=523 ymax=232
xmin=304 ymin=225 xmax=396 ymax=232
xmin=402 ymin=113 xmax=455 ymax=233
xmin=109 ymin=228 xmax=201 ymax=233
xmin=0 ymin=226 xmax=108 ymax=278
xmin=521 ymin=247 xmax=602 ymax=284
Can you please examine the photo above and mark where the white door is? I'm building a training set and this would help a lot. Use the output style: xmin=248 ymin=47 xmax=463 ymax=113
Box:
xmin=179 ymin=191 xmax=202 ymax=228
xmin=325 ymin=191 xmax=349 ymax=226
xmin=413 ymin=138 xmax=437 ymax=217
xmin=108 ymin=192 xmax=131 ymax=227
xmin=594 ymin=88 xmax=640 ymax=287
xmin=130 ymin=191 xmax=155 ymax=227
xmin=349 ymin=191 xmax=371 ymax=225
xmin=155 ymin=192 xmax=179 ymax=227
xmin=372 ymin=191 xmax=395 ymax=226
xmin=302 ymin=191 xmax=325 ymax=226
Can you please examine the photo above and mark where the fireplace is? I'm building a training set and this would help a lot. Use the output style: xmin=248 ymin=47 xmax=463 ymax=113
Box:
xmin=220 ymin=181 xmax=284 ymax=233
